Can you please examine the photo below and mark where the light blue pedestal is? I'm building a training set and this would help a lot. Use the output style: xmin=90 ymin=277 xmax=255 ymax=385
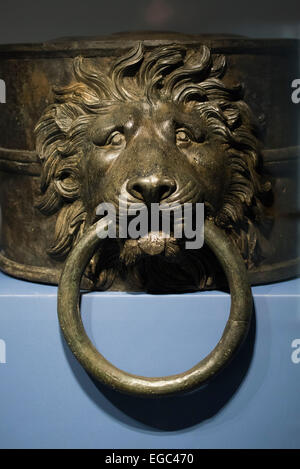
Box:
xmin=0 ymin=271 xmax=299 ymax=449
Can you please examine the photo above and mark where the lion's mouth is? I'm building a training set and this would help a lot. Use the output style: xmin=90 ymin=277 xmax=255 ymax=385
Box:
xmin=138 ymin=231 xmax=171 ymax=255
xmin=88 ymin=219 xmax=217 ymax=292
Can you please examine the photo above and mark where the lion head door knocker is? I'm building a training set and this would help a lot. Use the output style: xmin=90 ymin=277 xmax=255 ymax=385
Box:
xmin=35 ymin=43 xmax=271 ymax=396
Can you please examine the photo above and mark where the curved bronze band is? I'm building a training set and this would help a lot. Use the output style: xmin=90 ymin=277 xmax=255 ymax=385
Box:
xmin=0 ymin=147 xmax=41 ymax=175
xmin=57 ymin=218 xmax=253 ymax=396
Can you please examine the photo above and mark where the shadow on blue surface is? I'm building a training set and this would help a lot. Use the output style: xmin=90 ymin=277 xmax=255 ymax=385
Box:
xmin=60 ymin=307 xmax=256 ymax=431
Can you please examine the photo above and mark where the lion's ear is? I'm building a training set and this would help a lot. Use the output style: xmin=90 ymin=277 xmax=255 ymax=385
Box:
xmin=54 ymin=105 xmax=76 ymax=134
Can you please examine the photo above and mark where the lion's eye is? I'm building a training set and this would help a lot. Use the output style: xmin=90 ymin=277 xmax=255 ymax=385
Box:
xmin=106 ymin=131 xmax=125 ymax=146
xmin=176 ymin=129 xmax=192 ymax=143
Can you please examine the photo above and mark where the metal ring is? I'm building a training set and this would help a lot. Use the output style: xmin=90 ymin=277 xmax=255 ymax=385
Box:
xmin=58 ymin=219 xmax=253 ymax=396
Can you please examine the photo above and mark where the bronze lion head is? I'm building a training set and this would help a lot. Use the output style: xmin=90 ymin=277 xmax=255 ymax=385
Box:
xmin=35 ymin=43 xmax=270 ymax=292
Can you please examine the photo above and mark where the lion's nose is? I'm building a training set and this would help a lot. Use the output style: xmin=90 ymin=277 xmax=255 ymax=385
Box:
xmin=127 ymin=175 xmax=177 ymax=204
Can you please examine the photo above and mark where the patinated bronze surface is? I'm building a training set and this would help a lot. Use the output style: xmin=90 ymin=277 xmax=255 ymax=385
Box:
xmin=0 ymin=32 xmax=299 ymax=395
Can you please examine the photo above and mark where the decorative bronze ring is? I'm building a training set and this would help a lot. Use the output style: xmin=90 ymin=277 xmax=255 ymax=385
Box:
xmin=58 ymin=219 xmax=253 ymax=396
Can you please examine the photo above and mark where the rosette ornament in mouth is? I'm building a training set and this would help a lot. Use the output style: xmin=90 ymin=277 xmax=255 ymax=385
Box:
xmin=120 ymin=231 xmax=181 ymax=265
xmin=138 ymin=231 xmax=167 ymax=255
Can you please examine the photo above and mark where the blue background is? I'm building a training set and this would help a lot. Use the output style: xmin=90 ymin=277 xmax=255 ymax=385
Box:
xmin=0 ymin=271 xmax=299 ymax=449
